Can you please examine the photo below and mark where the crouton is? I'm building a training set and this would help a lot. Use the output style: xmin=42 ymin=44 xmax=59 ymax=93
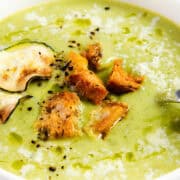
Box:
xmin=90 ymin=102 xmax=128 ymax=138
xmin=107 ymin=60 xmax=144 ymax=93
xmin=67 ymin=51 xmax=108 ymax=104
xmin=36 ymin=92 xmax=81 ymax=140
xmin=68 ymin=51 xmax=88 ymax=71
xmin=84 ymin=43 xmax=102 ymax=70
xmin=68 ymin=70 xmax=108 ymax=104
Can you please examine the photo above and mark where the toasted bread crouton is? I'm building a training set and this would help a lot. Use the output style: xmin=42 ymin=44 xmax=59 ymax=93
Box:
xmin=107 ymin=60 xmax=144 ymax=93
xmin=36 ymin=92 xmax=81 ymax=140
xmin=84 ymin=43 xmax=102 ymax=70
xmin=68 ymin=70 xmax=108 ymax=104
xmin=67 ymin=51 xmax=108 ymax=104
xmin=68 ymin=51 xmax=88 ymax=71
xmin=90 ymin=102 xmax=128 ymax=138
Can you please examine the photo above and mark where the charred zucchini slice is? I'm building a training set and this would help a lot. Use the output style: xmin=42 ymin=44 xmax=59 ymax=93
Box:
xmin=0 ymin=42 xmax=55 ymax=92
xmin=0 ymin=91 xmax=26 ymax=123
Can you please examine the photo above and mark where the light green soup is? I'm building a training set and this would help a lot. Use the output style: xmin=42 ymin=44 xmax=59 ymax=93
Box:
xmin=0 ymin=0 xmax=179 ymax=179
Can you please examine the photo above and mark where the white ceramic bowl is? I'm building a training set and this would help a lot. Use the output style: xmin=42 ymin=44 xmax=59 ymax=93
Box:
xmin=0 ymin=0 xmax=179 ymax=180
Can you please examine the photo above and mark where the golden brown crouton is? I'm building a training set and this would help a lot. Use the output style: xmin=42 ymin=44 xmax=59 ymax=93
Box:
xmin=36 ymin=92 xmax=81 ymax=140
xmin=68 ymin=70 xmax=108 ymax=104
xmin=67 ymin=51 xmax=108 ymax=104
xmin=90 ymin=102 xmax=128 ymax=138
xmin=84 ymin=43 xmax=102 ymax=70
xmin=68 ymin=51 xmax=88 ymax=71
xmin=107 ymin=60 xmax=144 ymax=93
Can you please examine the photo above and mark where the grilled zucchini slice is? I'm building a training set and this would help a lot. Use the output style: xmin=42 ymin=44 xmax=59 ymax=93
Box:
xmin=0 ymin=42 xmax=55 ymax=92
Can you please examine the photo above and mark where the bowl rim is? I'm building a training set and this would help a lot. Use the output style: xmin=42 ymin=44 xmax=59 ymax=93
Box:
xmin=0 ymin=0 xmax=179 ymax=180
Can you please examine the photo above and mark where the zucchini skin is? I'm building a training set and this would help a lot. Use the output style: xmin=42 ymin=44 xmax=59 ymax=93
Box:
xmin=0 ymin=76 xmax=49 ymax=93
xmin=2 ymin=40 xmax=56 ymax=53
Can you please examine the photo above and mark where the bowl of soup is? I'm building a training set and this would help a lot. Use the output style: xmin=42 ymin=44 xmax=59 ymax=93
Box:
xmin=0 ymin=0 xmax=179 ymax=180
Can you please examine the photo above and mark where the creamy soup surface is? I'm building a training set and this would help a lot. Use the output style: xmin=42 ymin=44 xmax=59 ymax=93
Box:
xmin=0 ymin=0 xmax=179 ymax=179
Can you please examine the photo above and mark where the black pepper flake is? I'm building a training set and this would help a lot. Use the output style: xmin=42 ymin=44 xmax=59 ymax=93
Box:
xmin=77 ymin=43 xmax=81 ymax=47
xmin=31 ymin=140 xmax=36 ymax=144
xmin=27 ymin=107 xmax=32 ymax=111
xmin=36 ymin=144 xmax=40 ymax=148
xmin=61 ymin=166 xmax=64 ymax=169
xmin=59 ymin=85 xmax=64 ymax=89
xmin=48 ymin=90 xmax=53 ymax=94
xmin=61 ymin=67 xmax=66 ymax=71
xmin=95 ymin=27 xmax=100 ymax=32
xmin=49 ymin=166 xmax=56 ymax=172
xmin=61 ymin=61 xmax=71 ymax=71
xmin=69 ymin=147 xmax=72 ymax=150
xmin=68 ymin=45 xmax=74 ymax=48
xmin=50 ymin=63 xmax=54 ymax=67
xmin=55 ymin=59 xmax=63 ymax=62
xmin=63 ymin=155 xmax=67 ymax=159
xmin=68 ymin=66 xmax=73 ymax=71
xmin=65 ymin=71 xmax=69 ymax=76
xmin=55 ymin=75 xmax=60 ymax=79
xmin=104 ymin=6 xmax=110 ymax=10
xmin=38 ymin=52 xmax=42 ymax=55
xmin=90 ymin=31 xmax=95 ymax=36
xmin=69 ymin=40 xmax=76 ymax=43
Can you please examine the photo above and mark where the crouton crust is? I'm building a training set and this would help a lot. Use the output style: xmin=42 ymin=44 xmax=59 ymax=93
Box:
xmin=84 ymin=43 xmax=102 ymax=70
xmin=36 ymin=92 xmax=81 ymax=140
xmin=107 ymin=60 xmax=144 ymax=93
xmin=91 ymin=102 xmax=128 ymax=138
xmin=68 ymin=70 xmax=108 ymax=104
